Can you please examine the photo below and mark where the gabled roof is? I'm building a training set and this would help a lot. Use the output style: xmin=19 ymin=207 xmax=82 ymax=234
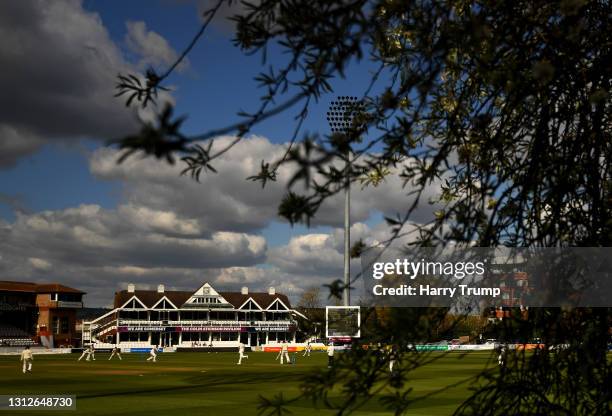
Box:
xmin=266 ymin=297 xmax=290 ymax=310
xmin=0 ymin=280 xmax=84 ymax=294
xmin=113 ymin=287 xmax=292 ymax=309
xmin=120 ymin=295 xmax=148 ymax=309
xmin=114 ymin=290 xmax=192 ymax=309
xmin=220 ymin=292 xmax=292 ymax=310
xmin=151 ymin=296 xmax=178 ymax=309
xmin=238 ymin=297 xmax=264 ymax=310
xmin=185 ymin=282 xmax=231 ymax=305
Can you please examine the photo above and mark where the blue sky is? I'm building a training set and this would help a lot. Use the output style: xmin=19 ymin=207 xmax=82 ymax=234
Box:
xmin=0 ymin=0 xmax=380 ymax=223
xmin=0 ymin=0 xmax=430 ymax=306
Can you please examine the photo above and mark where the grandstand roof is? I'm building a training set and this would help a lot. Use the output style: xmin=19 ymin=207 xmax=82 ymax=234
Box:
xmin=0 ymin=281 xmax=84 ymax=294
xmin=114 ymin=286 xmax=292 ymax=310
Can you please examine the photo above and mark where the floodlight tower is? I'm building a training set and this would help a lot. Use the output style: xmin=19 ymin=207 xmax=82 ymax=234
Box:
xmin=326 ymin=96 xmax=365 ymax=307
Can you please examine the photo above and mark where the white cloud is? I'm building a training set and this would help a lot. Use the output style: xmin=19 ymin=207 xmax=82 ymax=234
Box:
xmin=0 ymin=204 xmax=266 ymax=270
xmin=90 ymin=135 xmax=441 ymax=230
xmin=125 ymin=20 xmax=187 ymax=71
xmin=90 ymin=136 xmax=292 ymax=233
xmin=0 ymin=196 xmax=423 ymax=306
xmin=118 ymin=204 xmax=201 ymax=236
xmin=28 ymin=257 xmax=52 ymax=271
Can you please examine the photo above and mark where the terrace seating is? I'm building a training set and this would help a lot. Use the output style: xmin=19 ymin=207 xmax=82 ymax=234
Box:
xmin=0 ymin=338 xmax=36 ymax=347
xmin=0 ymin=323 xmax=36 ymax=346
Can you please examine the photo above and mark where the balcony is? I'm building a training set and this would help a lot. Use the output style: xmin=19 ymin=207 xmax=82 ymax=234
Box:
xmin=57 ymin=301 xmax=84 ymax=308
xmin=117 ymin=319 xmax=294 ymax=327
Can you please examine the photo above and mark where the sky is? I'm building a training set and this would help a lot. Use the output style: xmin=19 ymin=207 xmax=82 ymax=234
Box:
xmin=0 ymin=0 xmax=438 ymax=307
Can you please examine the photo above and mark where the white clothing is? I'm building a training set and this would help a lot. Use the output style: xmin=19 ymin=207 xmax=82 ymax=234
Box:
xmin=147 ymin=347 xmax=158 ymax=362
xmin=237 ymin=344 xmax=248 ymax=364
xmin=279 ymin=344 xmax=290 ymax=364
xmin=20 ymin=349 xmax=33 ymax=373
xmin=109 ymin=348 xmax=122 ymax=360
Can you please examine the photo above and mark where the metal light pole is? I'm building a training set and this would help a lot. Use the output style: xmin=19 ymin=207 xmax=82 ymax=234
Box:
xmin=326 ymin=96 xmax=364 ymax=307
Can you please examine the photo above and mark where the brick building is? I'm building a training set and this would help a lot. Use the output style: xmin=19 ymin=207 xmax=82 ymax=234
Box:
xmin=0 ymin=281 xmax=84 ymax=347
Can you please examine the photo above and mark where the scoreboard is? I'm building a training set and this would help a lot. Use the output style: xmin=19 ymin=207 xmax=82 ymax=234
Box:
xmin=325 ymin=306 xmax=360 ymax=338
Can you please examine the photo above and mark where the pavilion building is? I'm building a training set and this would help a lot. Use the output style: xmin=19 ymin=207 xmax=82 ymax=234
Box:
xmin=82 ymin=282 xmax=303 ymax=349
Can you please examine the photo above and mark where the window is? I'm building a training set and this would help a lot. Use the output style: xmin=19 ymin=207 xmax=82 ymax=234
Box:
xmin=126 ymin=298 xmax=145 ymax=309
xmin=58 ymin=293 xmax=81 ymax=302
xmin=52 ymin=317 xmax=60 ymax=334
xmin=269 ymin=299 xmax=288 ymax=311
xmin=61 ymin=317 xmax=69 ymax=334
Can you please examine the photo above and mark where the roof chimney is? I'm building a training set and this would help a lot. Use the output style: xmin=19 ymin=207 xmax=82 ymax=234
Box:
xmin=157 ymin=284 xmax=165 ymax=293
xmin=127 ymin=283 xmax=135 ymax=293
xmin=241 ymin=286 xmax=248 ymax=295
xmin=268 ymin=287 xmax=276 ymax=295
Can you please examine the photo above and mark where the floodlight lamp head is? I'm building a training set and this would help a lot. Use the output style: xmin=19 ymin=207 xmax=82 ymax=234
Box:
xmin=326 ymin=96 xmax=366 ymax=135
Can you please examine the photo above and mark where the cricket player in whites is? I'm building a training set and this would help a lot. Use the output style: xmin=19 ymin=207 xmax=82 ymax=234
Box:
xmin=303 ymin=341 xmax=312 ymax=357
xmin=327 ymin=342 xmax=335 ymax=368
xmin=78 ymin=345 xmax=93 ymax=361
xmin=87 ymin=344 xmax=96 ymax=361
xmin=498 ymin=345 xmax=507 ymax=367
xmin=109 ymin=346 xmax=122 ymax=360
xmin=20 ymin=346 xmax=33 ymax=373
xmin=77 ymin=346 xmax=89 ymax=361
xmin=388 ymin=345 xmax=399 ymax=373
xmin=237 ymin=342 xmax=248 ymax=365
xmin=146 ymin=345 xmax=158 ymax=362
xmin=277 ymin=341 xmax=290 ymax=364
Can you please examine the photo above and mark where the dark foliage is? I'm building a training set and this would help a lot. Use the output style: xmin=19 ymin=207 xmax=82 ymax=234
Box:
xmin=113 ymin=0 xmax=611 ymax=414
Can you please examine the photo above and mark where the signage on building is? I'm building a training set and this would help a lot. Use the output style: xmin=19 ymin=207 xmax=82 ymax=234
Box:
xmin=178 ymin=326 xmax=245 ymax=332
xmin=253 ymin=326 xmax=292 ymax=332
xmin=118 ymin=326 xmax=166 ymax=332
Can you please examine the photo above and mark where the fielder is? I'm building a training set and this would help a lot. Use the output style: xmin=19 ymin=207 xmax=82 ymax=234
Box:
xmin=498 ymin=345 xmax=506 ymax=366
xmin=327 ymin=342 xmax=335 ymax=368
xmin=388 ymin=345 xmax=398 ymax=373
xmin=77 ymin=345 xmax=92 ymax=361
xmin=277 ymin=342 xmax=290 ymax=364
xmin=88 ymin=345 xmax=96 ymax=361
xmin=303 ymin=342 xmax=312 ymax=357
xmin=109 ymin=346 xmax=122 ymax=360
xmin=146 ymin=345 xmax=158 ymax=362
xmin=237 ymin=342 xmax=248 ymax=365
xmin=20 ymin=346 xmax=33 ymax=374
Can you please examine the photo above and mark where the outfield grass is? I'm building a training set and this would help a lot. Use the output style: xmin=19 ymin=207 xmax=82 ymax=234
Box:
xmin=0 ymin=351 xmax=499 ymax=416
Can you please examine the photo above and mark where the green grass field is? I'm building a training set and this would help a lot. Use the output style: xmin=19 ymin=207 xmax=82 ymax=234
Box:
xmin=0 ymin=351 xmax=500 ymax=416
